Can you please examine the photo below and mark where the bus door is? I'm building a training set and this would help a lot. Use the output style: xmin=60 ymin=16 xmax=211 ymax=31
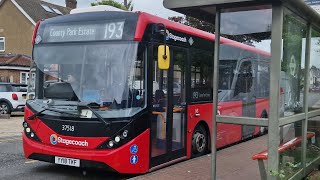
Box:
xmin=234 ymin=60 xmax=256 ymax=139
xmin=150 ymin=46 xmax=187 ymax=168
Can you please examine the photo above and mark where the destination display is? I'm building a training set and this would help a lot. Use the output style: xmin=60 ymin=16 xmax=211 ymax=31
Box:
xmin=305 ymin=0 xmax=320 ymax=5
xmin=42 ymin=20 xmax=125 ymax=42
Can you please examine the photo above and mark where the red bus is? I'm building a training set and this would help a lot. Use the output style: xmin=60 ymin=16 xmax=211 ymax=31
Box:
xmin=23 ymin=9 xmax=270 ymax=174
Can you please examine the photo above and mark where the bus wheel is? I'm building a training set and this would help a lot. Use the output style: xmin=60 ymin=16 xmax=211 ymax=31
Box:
xmin=192 ymin=125 xmax=208 ymax=157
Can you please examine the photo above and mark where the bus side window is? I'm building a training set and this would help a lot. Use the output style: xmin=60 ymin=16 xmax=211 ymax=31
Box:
xmin=256 ymin=61 xmax=270 ymax=98
xmin=190 ymin=49 xmax=213 ymax=103
xmin=234 ymin=61 xmax=253 ymax=98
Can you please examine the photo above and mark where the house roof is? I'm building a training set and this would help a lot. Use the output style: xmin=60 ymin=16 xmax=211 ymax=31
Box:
xmin=1 ymin=0 xmax=71 ymax=25
xmin=0 ymin=54 xmax=32 ymax=67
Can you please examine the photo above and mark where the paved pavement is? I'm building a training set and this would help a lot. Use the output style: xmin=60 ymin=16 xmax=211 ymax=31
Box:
xmin=134 ymin=135 xmax=267 ymax=180
xmin=0 ymin=112 xmax=24 ymax=138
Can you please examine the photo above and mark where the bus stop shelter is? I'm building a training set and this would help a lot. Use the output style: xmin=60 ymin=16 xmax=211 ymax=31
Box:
xmin=164 ymin=0 xmax=320 ymax=179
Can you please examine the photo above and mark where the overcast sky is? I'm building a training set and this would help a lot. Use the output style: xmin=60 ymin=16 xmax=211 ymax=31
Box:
xmin=43 ymin=0 xmax=181 ymax=18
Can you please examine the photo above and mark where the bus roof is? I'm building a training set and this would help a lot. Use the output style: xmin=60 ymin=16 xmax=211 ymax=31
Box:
xmin=38 ymin=10 xmax=270 ymax=57
xmin=134 ymin=11 xmax=270 ymax=57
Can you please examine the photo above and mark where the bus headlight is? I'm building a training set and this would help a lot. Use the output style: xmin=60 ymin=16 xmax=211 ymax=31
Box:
xmin=122 ymin=130 xmax=128 ymax=138
xmin=97 ymin=129 xmax=131 ymax=149
xmin=108 ymin=141 xmax=114 ymax=147
xmin=23 ymin=121 xmax=41 ymax=142
xmin=115 ymin=136 xmax=121 ymax=143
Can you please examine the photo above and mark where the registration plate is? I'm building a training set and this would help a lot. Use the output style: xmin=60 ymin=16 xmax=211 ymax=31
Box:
xmin=54 ymin=156 xmax=80 ymax=167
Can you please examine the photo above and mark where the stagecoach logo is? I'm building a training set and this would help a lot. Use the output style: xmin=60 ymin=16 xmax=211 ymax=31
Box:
xmin=50 ymin=134 xmax=58 ymax=145
xmin=166 ymin=30 xmax=187 ymax=43
xmin=49 ymin=134 xmax=89 ymax=147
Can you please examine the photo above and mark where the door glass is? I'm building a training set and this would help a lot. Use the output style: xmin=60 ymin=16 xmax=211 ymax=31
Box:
xmin=172 ymin=48 xmax=186 ymax=151
xmin=151 ymin=47 xmax=168 ymax=157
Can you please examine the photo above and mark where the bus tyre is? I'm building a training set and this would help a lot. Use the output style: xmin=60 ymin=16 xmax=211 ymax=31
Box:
xmin=0 ymin=102 xmax=11 ymax=115
xmin=192 ymin=125 xmax=208 ymax=157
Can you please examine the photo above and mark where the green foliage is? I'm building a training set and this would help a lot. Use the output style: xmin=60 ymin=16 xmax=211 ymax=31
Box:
xmin=168 ymin=16 xmax=214 ymax=33
xmin=168 ymin=15 xmax=266 ymax=44
xmin=270 ymin=170 xmax=279 ymax=177
xmin=91 ymin=0 xmax=133 ymax=11
xmin=269 ymin=169 xmax=286 ymax=179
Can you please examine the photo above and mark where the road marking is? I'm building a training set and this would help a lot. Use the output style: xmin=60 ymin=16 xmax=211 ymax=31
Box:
xmin=25 ymin=160 xmax=39 ymax=164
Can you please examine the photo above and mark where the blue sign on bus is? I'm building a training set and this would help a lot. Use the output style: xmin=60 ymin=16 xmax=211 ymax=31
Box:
xmin=130 ymin=155 xmax=138 ymax=164
xmin=130 ymin=144 xmax=138 ymax=154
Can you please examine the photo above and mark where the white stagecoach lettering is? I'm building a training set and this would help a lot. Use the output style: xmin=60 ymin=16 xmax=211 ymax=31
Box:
xmin=57 ymin=137 xmax=89 ymax=147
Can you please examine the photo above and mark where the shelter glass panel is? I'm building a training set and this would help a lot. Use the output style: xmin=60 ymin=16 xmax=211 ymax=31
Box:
xmin=306 ymin=116 xmax=320 ymax=165
xmin=219 ymin=6 xmax=272 ymax=121
xmin=278 ymin=122 xmax=303 ymax=179
xmin=308 ymin=28 xmax=320 ymax=112
xmin=281 ymin=9 xmax=307 ymax=117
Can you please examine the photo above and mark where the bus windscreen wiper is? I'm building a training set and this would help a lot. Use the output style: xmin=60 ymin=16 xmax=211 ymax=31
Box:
xmin=51 ymin=103 xmax=111 ymax=128
xmin=42 ymin=103 xmax=111 ymax=128
xmin=28 ymin=107 xmax=85 ymax=120
xmin=84 ymin=105 xmax=111 ymax=127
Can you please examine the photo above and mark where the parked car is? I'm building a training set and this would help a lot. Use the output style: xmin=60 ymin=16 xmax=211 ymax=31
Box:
xmin=0 ymin=83 xmax=27 ymax=114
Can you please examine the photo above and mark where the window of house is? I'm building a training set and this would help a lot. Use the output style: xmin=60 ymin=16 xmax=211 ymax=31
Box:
xmin=52 ymin=8 xmax=63 ymax=15
xmin=0 ymin=37 xmax=5 ymax=52
xmin=41 ymin=4 xmax=54 ymax=13
xmin=20 ymin=72 xmax=29 ymax=84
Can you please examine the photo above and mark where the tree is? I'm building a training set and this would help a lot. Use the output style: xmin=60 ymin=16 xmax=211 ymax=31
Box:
xmin=91 ymin=0 xmax=133 ymax=11
xmin=168 ymin=16 xmax=214 ymax=33
xmin=168 ymin=15 xmax=266 ymax=45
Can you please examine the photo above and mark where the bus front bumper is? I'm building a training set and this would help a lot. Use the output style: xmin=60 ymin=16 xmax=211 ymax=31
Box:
xmin=22 ymin=130 xmax=150 ymax=174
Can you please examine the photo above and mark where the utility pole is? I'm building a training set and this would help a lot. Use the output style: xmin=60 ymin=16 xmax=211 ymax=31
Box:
xmin=124 ymin=0 xmax=128 ymax=9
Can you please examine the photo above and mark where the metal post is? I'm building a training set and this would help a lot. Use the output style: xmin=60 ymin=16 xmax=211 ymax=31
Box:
xmin=302 ymin=23 xmax=311 ymax=176
xmin=267 ymin=4 xmax=283 ymax=180
xmin=124 ymin=0 xmax=128 ymax=9
xmin=211 ymin=8 xmax=221 ymax=180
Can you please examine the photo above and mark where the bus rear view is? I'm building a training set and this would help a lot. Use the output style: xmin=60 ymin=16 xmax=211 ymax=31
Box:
xmin=23 ymin=11 xmax=149 ymax=174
